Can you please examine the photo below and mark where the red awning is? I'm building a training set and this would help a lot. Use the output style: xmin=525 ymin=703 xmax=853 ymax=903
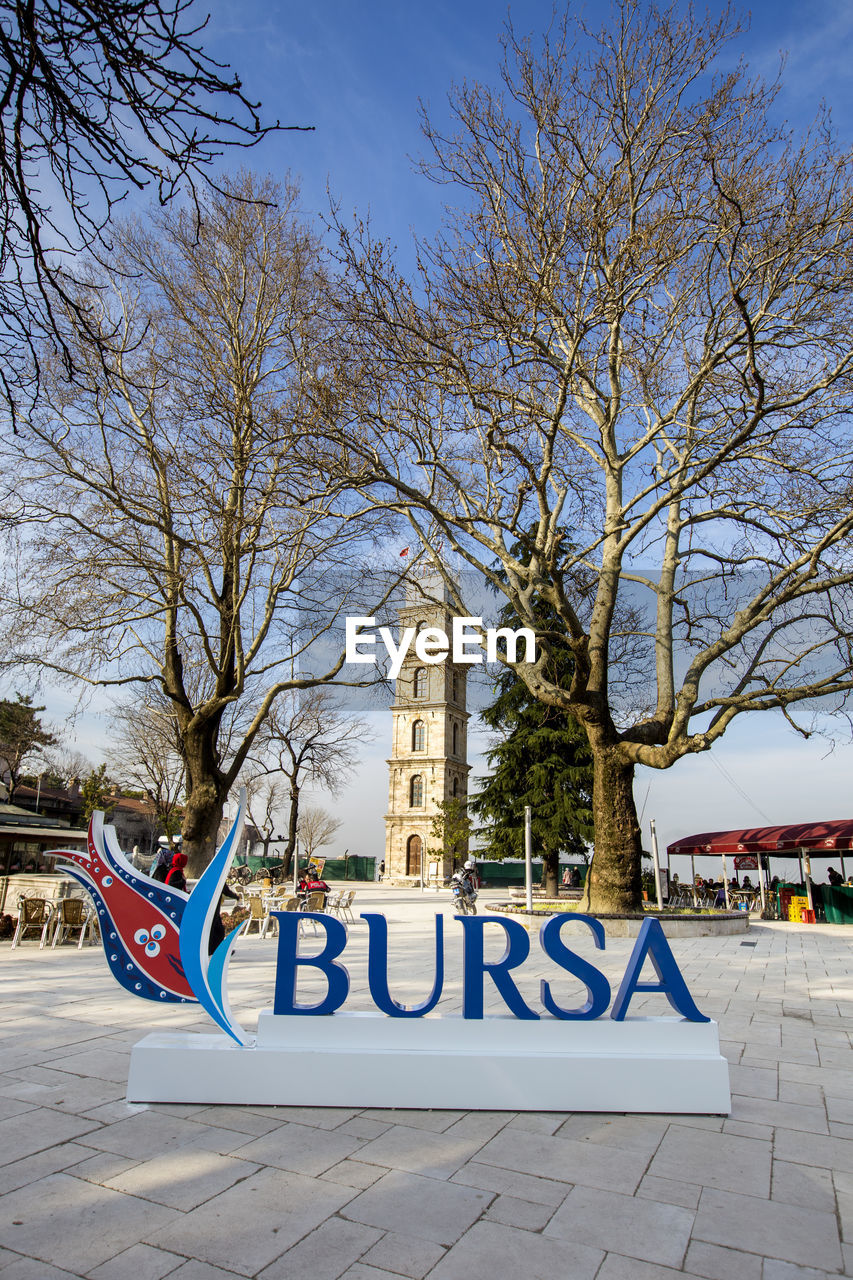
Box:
xmin=667 ymin=820 xmax=853 ymax=859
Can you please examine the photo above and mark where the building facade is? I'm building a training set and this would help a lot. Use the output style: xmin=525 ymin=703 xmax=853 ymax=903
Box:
xmin=384 ymin=592 xmax=470 ymax=884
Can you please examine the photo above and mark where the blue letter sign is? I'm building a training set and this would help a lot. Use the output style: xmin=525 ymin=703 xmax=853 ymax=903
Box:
xmin=272 ymin=912 xmax=350 ymax=1016
xmin=610 ymin=918 xmax=710 ymax=1022
xmin=362 ymin=913 xmax=445 ymax=1016
xmin=459 ymin=916 xmax=539 ymax=1019
xmin=539 ymin=914 xmax=611 ymax=1019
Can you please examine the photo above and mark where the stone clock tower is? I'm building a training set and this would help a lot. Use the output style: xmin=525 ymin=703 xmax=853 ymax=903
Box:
xmin=384 ymin=586 xmax=470 ymax=884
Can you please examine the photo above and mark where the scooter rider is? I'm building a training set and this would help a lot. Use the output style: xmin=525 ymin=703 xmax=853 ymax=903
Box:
xmin=451 ymin=860 xmax=478 ymax=911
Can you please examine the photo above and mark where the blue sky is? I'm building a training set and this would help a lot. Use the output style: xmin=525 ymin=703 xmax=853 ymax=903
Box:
xmin=27 ymin=1 xmax=853 ymax=872
xmin=195 ymin=0 xmax=853 ymax=245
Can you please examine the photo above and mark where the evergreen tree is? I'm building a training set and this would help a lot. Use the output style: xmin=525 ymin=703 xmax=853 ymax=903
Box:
xmin=0 ymin=693 xmax=57 ymax=803
xmin=470 ymin=611 xmax=594 ymax=898
xmin=428 ymin=798 xmax=471 ymax=872
xmin=80 ymin=764 xmax=114 ymax=825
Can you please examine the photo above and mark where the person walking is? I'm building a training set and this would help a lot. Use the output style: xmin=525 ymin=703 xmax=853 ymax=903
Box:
xmin=164 ymin=852 xmax=188 ymax=893
xmin=208 ymin=883 xmax=241 ymax=954
xmin=152 ymin=837 xmax=181 ymax=882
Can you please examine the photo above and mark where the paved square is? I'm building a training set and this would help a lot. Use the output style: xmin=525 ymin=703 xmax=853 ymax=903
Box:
xmin=1 ymin=884 xmax=851 ymax=1278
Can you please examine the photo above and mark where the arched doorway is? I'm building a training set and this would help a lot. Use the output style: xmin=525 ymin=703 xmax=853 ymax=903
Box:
xmin=406 ymin=834 xmax=422 ymax=876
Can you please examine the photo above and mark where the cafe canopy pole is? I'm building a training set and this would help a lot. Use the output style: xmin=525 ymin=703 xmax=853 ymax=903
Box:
xmin=650 ymin=819 xmax=663 ymax=909
xmin=757 ymin=854 xmax=767 ymax=916
xmin=803 ymin=849 xmax=814 ymax=915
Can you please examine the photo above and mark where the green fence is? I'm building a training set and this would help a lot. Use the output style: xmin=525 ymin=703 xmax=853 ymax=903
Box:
xmin=243 ymin=854 xmax=376 ymax=881
xmin=321 ymin=856 xmax=376 ymax=881
xmin=243 ymin=855 xmax=285 ymax=874
xmin=772 ymin=882 xmax=853 ymax=924
xmin=476 ymin=861 xmax=587 ymax=888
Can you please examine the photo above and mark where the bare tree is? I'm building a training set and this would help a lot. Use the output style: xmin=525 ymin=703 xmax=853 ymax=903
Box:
xmin=243 ymin=774 xmax=289 ymax=863
xmin=327 ymin=3 xmax=853 ymax=911
xmin=106 ymin=695 xmax=186 ymax=840
xmin=297 ymin=804 xmax=343 ymax=861
xmin=0 ymin=0 xmax=303 ymax=425
xmin=244 ymin=688 xmax=371 ymax=876
xmin=41 ymin=746 xmax=93 ymax=787
xmin=0 ymin=173 xmax=395 ymax=874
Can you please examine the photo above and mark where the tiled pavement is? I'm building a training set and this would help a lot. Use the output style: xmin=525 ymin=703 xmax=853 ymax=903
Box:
xmin=1 ymin=885 xmax=851 ymax=1279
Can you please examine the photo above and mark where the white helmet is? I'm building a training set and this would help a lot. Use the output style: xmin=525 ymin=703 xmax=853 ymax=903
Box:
xmin=464 ymin=860 xmax=473 ymax=870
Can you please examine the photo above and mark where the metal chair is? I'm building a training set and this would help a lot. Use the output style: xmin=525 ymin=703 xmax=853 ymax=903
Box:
xmin=243 ymin=895 xmax=273 ymax=938
xmin=262 ymin=896 xmax=300 ymax=933
xmin=11 ymin=896 xmax=52 ymax=948
xmin=338 ymin=890 xmax=356 ymax=923
xmin=296 ymin=890 xmax=327 ymax=936
xmin=51 ymin=897 xmax=94 ymax=948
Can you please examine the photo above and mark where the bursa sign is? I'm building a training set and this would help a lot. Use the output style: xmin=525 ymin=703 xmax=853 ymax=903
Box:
xmin=272 ymin=909 xmax=708 ymax=1025
xmin=56 ymin=796 xmax=731 ymax=1114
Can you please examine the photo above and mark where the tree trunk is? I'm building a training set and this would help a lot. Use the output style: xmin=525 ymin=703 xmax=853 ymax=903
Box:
xmin=281 ymin=783 xmax=299 ymax=879
xmin=580 ymin=748 xmax=644 ymax=913
xmin=541 ymin=849 xmax=560 ymax=898
xmin=182 ymin=775 xmax=227 ymax=879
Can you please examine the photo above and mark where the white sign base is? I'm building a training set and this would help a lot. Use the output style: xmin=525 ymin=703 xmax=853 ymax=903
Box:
xmin=127 ymin=1012 xmax=731 ymax=1113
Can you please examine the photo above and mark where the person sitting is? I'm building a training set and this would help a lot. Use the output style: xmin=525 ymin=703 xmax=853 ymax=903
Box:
xmin=828 ymin=867 xmax=843 ymax=887
xmin=742 ymin=875 xmax=753 ymax=890
xmin=304 ymin=872 xmax=330 ymax=909
xmin=451 ymin=862 xmax=478 ymax=909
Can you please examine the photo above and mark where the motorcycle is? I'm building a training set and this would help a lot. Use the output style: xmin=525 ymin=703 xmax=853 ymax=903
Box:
xmin=451 ymin=875 xmax=478 ymax=915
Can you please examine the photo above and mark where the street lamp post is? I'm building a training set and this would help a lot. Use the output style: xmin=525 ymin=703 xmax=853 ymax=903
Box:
xmin=524 ymin=805 xmax=533 ymax=914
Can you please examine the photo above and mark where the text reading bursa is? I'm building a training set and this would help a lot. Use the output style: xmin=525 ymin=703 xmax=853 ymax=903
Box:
xmin=271 ymin=912 xmax=709 ymax=1022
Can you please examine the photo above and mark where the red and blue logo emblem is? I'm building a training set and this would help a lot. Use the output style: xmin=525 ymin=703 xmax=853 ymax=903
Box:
xmin=54 ymin=796 xmax=249 ymax=1045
